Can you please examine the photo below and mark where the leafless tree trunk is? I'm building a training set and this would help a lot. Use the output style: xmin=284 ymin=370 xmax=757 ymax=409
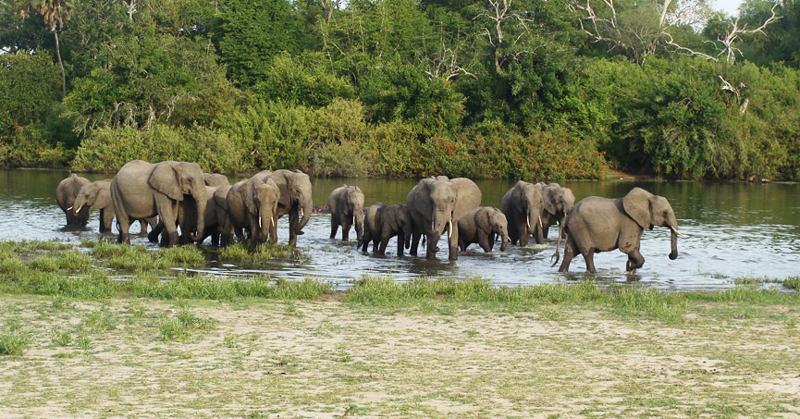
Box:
xmin=475 ymin=0 xmax=532 ymax=73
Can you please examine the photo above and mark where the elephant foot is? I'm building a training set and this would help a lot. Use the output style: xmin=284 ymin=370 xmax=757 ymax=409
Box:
xmin=296 ymin=230 xmax=305 ymax=236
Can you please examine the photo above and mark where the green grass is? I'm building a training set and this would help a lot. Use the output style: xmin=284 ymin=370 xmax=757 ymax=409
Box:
xmin=158 ymin=309 xmax=216 ymax=341
xmin=218 ymin=241 xmax=311 ymax=265
xmin=0 ymin=329 xmax=31 ymax=356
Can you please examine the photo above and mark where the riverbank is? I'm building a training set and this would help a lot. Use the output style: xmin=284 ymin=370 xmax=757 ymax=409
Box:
xmin=1 ymin=290 xmax=799 ymax=417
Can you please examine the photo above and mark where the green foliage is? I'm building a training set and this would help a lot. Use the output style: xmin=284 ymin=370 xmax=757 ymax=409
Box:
xmin=217 ymin=0 xmax=303 ymax=86
xmin=253 ymin=52 xmax=354 ymax=107
xmin=158 ymin=309 xmax=216 ymax=341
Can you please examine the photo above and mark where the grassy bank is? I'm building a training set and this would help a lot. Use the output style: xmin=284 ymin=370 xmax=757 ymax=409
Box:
xmin=1 ymin=240 xmax=799 ymax=416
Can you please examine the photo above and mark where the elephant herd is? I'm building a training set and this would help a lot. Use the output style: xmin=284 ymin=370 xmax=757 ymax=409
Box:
xmin=56 ymin=164 xmax=685 ymax=273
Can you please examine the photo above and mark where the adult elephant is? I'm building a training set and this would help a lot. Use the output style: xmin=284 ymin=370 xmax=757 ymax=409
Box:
xmin=110 ymin=160 xmax=207 ymax=246
xmin=327 ymin=185 xmax=365 ymax=243
xmin=361 ymin=203 xmax=413 ymax=256
xmin=73 ymin=179 xmax=156 ymax=233
xmin=225 ymin=171 xmax=281 ymax=245
xmin=407 ymin=176 xmax=482 ymax=261
xmin=269 ymin=169 xmax=313 ymax=247
xmin=457 ymin=207 xmax=510 ymax=253
xmin=56 ymin=173 xmax=90 ymax=226
xmin=501 ymin=181 xmax=544 ymax=246
xmin=540 ymin=183 xmax=575 ymax=239
xmin=149 ymin=173 xmax=231 ymax=246
xmin=553 ymin=187 xmax=685 ymax=273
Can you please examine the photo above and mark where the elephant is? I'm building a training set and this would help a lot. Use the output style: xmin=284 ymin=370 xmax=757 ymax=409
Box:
xmin=73 ymin=179 xmax=156 ymax=233
xmin=361 ymin=203 xmax=413 ymax=256
xmin=457 ymin=207 xmax=510 ymax=253
xmin=225 ymin=171 xmax=281 ymax=245
xmin=553 ymin=187 xmax=685 ymax=273
xmin=501 ymin=180 xmax=544 ymax=246
xmin=539 ymin=183 xmax=575 ymax=239
xmin=269 ymin=169 xmax=313 ymax=247
xmin=148 ymin=173 xmax=231 ymax=246
xmin=110 ymin=160 xmax=208 ymax=246
xmin=407 ymin=176 xmax=482 ymax=261
xmin=56 ymin=173 xmax=90 ymax=226
xmin=327 ymin=185 xmax=365 ymax=243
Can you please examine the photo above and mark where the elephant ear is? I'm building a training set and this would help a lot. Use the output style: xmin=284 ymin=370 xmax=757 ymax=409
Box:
xmin=453 ymin=179 xmax=482 ymax=221
xmin=543 ymin=187 xmax=557 ymax=215
xmin=149 ymin=163 xmax=183 ymax=201
xmin=92 ymin=182 xmax=113 ymax=209
xmin=622 ymin=187 xmax=654 ymax=229
xmin=241 ymin=181 xmax=257 ymax=216
xmin=387 ymin=207 xmax=401 ymax=232
xmin=477 ymin=208 xmax=491 ymax=233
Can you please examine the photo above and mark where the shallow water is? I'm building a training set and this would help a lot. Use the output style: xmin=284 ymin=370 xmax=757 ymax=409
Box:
xmin=2 ymin=169 xmax=799 ymax=290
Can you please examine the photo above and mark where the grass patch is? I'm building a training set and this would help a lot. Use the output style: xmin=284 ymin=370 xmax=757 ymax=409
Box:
xmin=158 ymin=309 xmax=216 ymax=341
xmin=609 ymin=286 xmax=687 ymax=323
xmin=0 ymin=327 xmax=31 ymax=356
xmin=218 ymin=241 xmax=311 ymax=266
xmin=784 ymin=277 xmax=799 ymax=291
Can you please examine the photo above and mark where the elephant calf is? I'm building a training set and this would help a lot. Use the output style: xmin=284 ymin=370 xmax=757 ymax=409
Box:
xmin=327 ymin=184 xmax=365 ymax=243
xmin=457 ymin=207 xmax=510 ymax=253
xmin=74 ymin=179 xmax=155 ymax=233
xmin=362 ymin=203 xmax=413 ymax=256
xmin=56 ymin=173 xmax=90 ymax=226
xmin=553 ymin=187 xmax=685 ymax=273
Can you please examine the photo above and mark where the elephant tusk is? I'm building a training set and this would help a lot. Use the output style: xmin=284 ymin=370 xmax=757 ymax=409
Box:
xmin=299 ymin=208 xmax=304 ymax=217
xmin=271 ymin=217 xmax=275 ymax=228
xmin=67 ymin=206 xmax=73 ymax=211
xmin=74 ymin=205 xmax=83 ymax=214
xmin=671 ymin=226 xmax=687 ymax=237
xmin=259 ymin=216 xmax=262 ymax=228
xmin=538 ymin=215 xmax=543 ymax=229
xmin=352 ymin=215 xmax=355 ymax=225
xmin=447 ymin=220 xmax=452 ymax=239
xmin=527 ymin=216 xmax=531 ymax=230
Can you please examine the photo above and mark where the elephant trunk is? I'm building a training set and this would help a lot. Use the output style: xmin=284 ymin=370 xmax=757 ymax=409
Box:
xmin=354 ymin=208 xmax=364 ymax=244
xmin=669 ymin=228 xmax=679 ymax=260
xmin=191 ymin=192 xmax=207 ymax=243
xmin=296 ymin=196 xmax=312 ymax=233
xmin=499 ymin=233 xmax=509 ymax=251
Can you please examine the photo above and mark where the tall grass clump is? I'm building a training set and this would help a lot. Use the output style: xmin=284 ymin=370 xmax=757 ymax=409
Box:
xmin=0 ymin=329 xmax=31 ymax=356
xmin=128 ymin=272 xmax=329 ymax=301
xmin=158 ymin=309 xmax=216 ymax=341
xmin=218 ymin=242 xmax=310 ymax=265
xmin=783 ymin=277 xmax=799 ymax=291
xmin=609 ymin=286 xmax=687 ymax=323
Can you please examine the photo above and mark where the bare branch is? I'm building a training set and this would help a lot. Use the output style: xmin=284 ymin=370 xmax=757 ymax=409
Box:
xmin=717 ymin=4 xmax=781 ymax=64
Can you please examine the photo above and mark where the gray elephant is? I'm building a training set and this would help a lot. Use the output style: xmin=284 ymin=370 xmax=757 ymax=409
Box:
xmin=539 ymin=183 xmax=575 ymax=239
xmin=225 ymin=171 xmax=281 ymax=245
xmin=457 ymin=207 xmax=510 ymax=252
xmin=149 ymin=173 xmax=231 ymax=246
xmin=327 ymin=185 xmax=365 ymax=242
xmin=110 ymin=160 xmax=208 ymax=246
xmin=56 ymin=173 xmax=90 ymax=226
xmin=407 ymin=176 xmax=482 ymax=260
xmin=73 ymin=179 xmax=156 ymax=233
xmin=554 ymin=187 xmax=684 ymax=273
xmin=361 ymin=203 xmax=413 ymax=256
xmin=212 ymin=184 xmax=233 ymax=246
xmin=269 ymin=169 xmax=313 ymax=247
xmin=501 ymin=180 xmax=544 ymax=246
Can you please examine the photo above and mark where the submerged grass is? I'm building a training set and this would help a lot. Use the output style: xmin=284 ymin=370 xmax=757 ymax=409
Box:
xmin=218 ymin=241 xmax=311 ymax=265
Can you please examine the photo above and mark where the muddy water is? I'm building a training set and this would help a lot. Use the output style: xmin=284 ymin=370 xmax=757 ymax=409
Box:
xmin=2 ymin=170 xmax=799 ymax=290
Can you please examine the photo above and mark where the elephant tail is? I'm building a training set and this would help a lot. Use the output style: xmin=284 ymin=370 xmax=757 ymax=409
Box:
xmin=550 ymin=222 xmax=566 ymax=267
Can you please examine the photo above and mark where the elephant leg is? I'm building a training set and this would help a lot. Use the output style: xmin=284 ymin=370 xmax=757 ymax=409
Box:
xmin=361 ymin=235 xmax=369 ymax=252
xmin=341 ymin=219 xmax=351 ymax=242
xmin=154 ymin=197 xmax=179 ymax=247
xmin=558 ymin=238 xmax=578 ymax=273
xmin=448 ymin=228 xmax=459 ymax=261
xmin=410 ymin=231 xmax=422 ymax=256
xmin=148 ymin=222 xmax=164 ymax=243
xmin=288 ymin=210 xmax=299 ymax=247
xmin=378 ymin=236 xmax=389 ymax=255
xmin=397 ymin=233 xmax=405 ymax=257
xmin=100 ymin=209 xmax=114 ymax=233
xmin=583 ymin=249 xmax=598 ymax=274
xmin=519 ymin=224 xmax=529 ymax=246
xmin=329 ymin=217 xmax=339 ymax=239
xmin=137 ymin=219 xmax=148 ymax=234
xmin=372 ymin=239 xmax=379 ymax=254
xmin=479 ymin=233 xmax=492 ymax=253
xmin=116 ymin=212 xmax=131 ymax=244
xmin=625 ymin=249 xmax=645 ymax=273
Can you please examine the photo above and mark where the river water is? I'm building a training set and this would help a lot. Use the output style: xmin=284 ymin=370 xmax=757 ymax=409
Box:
xmin=2 ymin=169 xmax=799 ymax=290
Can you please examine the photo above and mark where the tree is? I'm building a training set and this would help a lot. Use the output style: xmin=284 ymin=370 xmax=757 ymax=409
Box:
xmin=18 ymin=0 xmax=71 ymax=97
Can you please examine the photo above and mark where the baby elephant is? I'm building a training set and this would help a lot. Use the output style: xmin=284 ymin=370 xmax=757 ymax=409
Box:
xmin=553 ymin=187 xmax=685 ymax=273
xmin=362 ymin=203 xmax=413 ymax=256
xmin=457 ymin=207 xmax=510 ymax=252
xmin=328 ymin=185 xmax=365 ymax=243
